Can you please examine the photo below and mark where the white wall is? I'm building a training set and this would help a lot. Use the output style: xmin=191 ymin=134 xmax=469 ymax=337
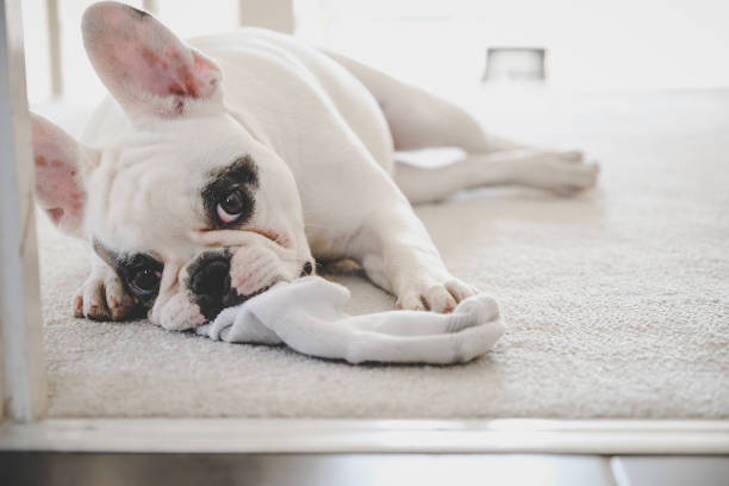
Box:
xmin=297 ymin=0 xmax=729 ymax=93
xmin=21 ymin=0 xmax=729 ymax=105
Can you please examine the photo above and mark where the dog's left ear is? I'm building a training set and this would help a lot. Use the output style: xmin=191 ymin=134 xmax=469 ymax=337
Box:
xmin=82 ymin=1 xmax=222 ymax=119
xmin=30 ymin=114 xmax=99 ymax=237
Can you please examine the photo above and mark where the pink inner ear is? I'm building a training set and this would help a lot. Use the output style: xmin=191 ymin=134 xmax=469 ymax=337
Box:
xmin=84 ymin=3 xmax=221 ymax=112
xmin=32 ymin=137 xmax=86 ymax=233
xmin=128 ymin=44 xmax=202 ymax=99
xmin=192 ymin=51 xmax=221 ymax=93
xmin=134 ymin=47 xmax=219 ymax=100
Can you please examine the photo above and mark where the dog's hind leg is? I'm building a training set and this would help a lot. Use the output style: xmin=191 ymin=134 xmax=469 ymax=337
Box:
xmin=325 ymin=50 xmax=519 ymax=154
xmin=395 ymin=150 xmax=599 ymax=204
xmin=327 ymin=51 xmax=598 ymax=204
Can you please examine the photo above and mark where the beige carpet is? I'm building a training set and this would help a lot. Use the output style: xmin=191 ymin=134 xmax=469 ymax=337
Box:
xmin=37 ymin=89 xmax=729 ymax=418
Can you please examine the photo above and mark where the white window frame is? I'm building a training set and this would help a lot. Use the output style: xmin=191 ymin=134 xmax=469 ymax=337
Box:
xmin=1 ymin=0 xmax=728 ymax=454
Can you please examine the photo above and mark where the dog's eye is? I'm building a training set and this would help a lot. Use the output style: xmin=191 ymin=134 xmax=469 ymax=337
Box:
xmin=130 ymin=267 xmax=162 ymax=296
xmin=216 ymin=190 xmax=245 ymax=224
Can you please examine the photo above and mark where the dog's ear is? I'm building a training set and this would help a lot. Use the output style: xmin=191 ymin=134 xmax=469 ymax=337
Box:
xmin=30 ymin=114 xmax=98 ymax=237
xmin=82 ymin=2 xmax=223 ymax=118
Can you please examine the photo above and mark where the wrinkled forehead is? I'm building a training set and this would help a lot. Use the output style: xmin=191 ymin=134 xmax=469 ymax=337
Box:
xmin=88 ymin=166 xmax=201 ymax=260
xmin=122 ymin=114 xmax=261 ymax=165
xmin=88 ymin=120 xmax=261 ymax=257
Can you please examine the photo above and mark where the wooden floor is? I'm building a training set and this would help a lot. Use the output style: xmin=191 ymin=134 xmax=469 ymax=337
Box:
xmin=1 ymin=453 xmax=728 ymax=486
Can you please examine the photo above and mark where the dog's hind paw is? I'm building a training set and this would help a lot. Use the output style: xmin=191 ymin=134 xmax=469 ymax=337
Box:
xmin=518 ymin=150 xmax=600 ymax=195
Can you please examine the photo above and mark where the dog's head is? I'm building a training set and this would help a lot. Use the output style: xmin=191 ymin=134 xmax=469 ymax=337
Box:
xmin=31 ymin=2 xmax=313 ymax=330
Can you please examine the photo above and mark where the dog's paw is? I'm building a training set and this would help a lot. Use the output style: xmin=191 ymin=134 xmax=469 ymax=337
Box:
xmin=521 ymin=150 xmax=599 ymax=195
xmin=396 ymin=277 xmax=477 ymax=313
xmin=73 ymin=268 xmax=135 ymax=321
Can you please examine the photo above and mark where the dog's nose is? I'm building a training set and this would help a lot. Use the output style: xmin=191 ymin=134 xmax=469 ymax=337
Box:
xmin=189 ymin=255 xmax=235 ymax=320
xmin=191 ymin=258 xmax=231 ymax=299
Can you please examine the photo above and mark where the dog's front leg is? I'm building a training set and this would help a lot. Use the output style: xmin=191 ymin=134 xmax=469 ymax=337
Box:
xmin=73 ymin=255 xmax=136 ymax=321
xmin=350 ymin=199 xmax=477 ymax=312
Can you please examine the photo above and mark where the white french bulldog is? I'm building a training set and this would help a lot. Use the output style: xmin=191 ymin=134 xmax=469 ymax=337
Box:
xmin=31 ymin=2 xmax=597 ymax=331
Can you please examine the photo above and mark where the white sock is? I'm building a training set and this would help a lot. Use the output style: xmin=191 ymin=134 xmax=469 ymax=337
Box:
xmin=198 ymin=276 xmax=504 ymax=364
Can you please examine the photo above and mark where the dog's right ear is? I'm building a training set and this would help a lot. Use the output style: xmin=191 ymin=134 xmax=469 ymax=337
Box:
xmin=82 ymin=2 xmax=223 ymax=119
xmin=30 ymin=114 xmax=99 ymax=237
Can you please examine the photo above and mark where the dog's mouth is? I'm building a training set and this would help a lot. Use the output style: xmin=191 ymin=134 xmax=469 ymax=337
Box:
xmin=203 ymin=260 xmax=312 ymax=321
xmin=200 ymin=283 xmax=276 ymax=323
xmin=185 ymin=243 xmax=305 ymax=325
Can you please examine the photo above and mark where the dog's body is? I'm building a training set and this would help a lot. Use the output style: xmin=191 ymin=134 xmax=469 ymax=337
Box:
xmin=31 ymin=3 xmax=597 ymax=330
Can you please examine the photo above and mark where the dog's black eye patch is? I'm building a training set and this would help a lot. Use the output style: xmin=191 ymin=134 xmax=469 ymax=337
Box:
xmin=123 ymin=254 xmax=163 ymax=300
xmin=93 ymin=239 xmax=163 ymax=309
xmin=201 ymin=155 xmax=258 ymax=229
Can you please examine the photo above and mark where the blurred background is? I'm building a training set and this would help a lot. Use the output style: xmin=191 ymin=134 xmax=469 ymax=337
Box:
xmin=22 ymin=0 xmax=729 ymax=109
